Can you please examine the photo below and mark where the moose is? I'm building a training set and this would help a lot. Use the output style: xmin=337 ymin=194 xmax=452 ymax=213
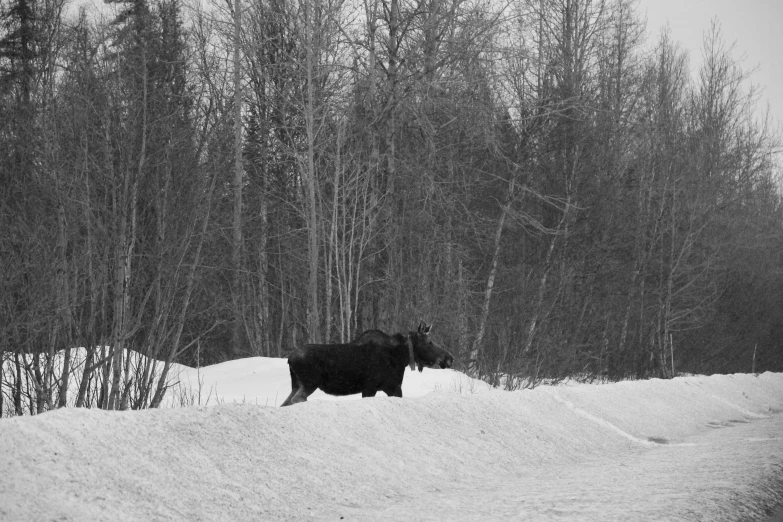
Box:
xmin=279 ymin=322 xmax=454 ymax=406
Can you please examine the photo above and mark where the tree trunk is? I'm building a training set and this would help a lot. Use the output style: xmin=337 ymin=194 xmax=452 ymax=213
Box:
xmin=303 ymin=0 xmax=321 ymax=343
xmin=470 ymin=175 xmax=516 ymax=374
xmin=523 ymin=204 xmax=569 ymax=355
xmin=13 ymin=353 xmax=24 ymax=416
xmin=325 ymin=122 xmax=344 ymax=343
xmin=231 ymin=0 xmax=245 ymax=357
xmin=108 ymin=65 xmax=143 ymax=409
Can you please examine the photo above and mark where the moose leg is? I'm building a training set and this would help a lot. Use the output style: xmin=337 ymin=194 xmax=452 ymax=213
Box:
xmin=280 ymin=387 xmax=301 ymax=407
xmin=362 ymin=389 xmax=378 ymax=398
xmin=285 ymin=385 xmax=316 ymax=406
xmin=280 ymin=367 xmax=303 ymax=407
xmin=383 ymin=384 xmax=403 ymax=398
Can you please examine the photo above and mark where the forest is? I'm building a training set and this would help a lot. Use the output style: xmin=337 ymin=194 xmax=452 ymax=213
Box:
xmin=1 ymin=0 xmax=782 ymax=416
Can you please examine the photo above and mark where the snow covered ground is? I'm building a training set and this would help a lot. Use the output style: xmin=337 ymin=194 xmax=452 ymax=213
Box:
xmin=1 ymin=357 xmax=782 ymax=521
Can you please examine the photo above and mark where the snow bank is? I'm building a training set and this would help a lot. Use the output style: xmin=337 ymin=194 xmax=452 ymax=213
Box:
xmin=1 ymin=366 xmax=782 ymax=521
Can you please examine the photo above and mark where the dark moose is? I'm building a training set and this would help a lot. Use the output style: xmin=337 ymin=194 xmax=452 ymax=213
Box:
xmin=280 ymin=322 xmax=454 ymax=406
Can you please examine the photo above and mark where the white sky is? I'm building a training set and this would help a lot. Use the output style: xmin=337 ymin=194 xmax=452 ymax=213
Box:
xmin=638 ymin=0 xmax=783 ymax=131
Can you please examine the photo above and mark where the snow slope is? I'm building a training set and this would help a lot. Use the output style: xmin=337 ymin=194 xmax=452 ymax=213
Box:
xmin=1 ymin=360 xmax=782 ymax=521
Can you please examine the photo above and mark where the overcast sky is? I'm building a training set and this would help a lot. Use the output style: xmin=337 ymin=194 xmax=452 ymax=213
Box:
xmin=637 ymin=0 xmax=783 ymax=131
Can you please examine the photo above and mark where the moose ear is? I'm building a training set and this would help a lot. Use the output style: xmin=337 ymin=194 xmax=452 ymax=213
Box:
xmin=423 ymin=323 xmax=432 ymax=335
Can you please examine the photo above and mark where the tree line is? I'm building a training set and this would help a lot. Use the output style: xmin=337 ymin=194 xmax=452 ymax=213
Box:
xmin=1 ymin=0 xmax=781 ymax=415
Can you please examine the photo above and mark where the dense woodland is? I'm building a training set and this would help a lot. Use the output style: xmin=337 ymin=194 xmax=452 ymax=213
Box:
xmin=2 ymin=0 xmax=782 ymax=415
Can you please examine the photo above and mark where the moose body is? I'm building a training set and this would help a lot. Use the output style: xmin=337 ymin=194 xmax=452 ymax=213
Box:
xmin=351 ymin=329 xmax=440 ymax=372
xmin=280 ymin=323 xmax=453 ymax=407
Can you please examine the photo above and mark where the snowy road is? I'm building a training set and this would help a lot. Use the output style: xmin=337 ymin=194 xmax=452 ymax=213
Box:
xmin=1 ymin=367 xmax=782 ymax=521
xmin=342 ymin=412 xmax=783 ymax=521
